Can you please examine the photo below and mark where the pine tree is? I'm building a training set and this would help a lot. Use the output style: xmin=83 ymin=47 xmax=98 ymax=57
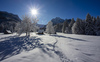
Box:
xmin=93 ymin=17 xmax=96 ymax=25
xmin=46 ymin=21 xmax=56 ymax=34
xmin=68 ymin=18 xmax=75 ymax=33
xmin=62 ymin=20 xmax=68 ymax=33
xmin=85 ymin=13 xmax=96 ymax=35
xmin=72 ymin=18 xmax=85 ymax=34
xmin=95 ymin=16 xmax=100 ymax=35
xmin=69 ymin=18 xmax=75 ymax=29
xmin=54 ymin=23 xmax=63 ymax=32
xmin=86 ymin=13 xmax=92 ymax=23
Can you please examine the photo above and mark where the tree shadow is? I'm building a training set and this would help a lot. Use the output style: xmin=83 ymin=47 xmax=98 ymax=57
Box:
xmin=83 ymin=53 xmax=95 ymax=56
xmin=0 ymin=35 xmax=17 ymax=40
xmin=50 ymin=34 xmax=87 ymax=42
xmin=0 ymin=34 xmax=74 ymax=62
xmin=0 ymin=36 xmax=42 ymax=61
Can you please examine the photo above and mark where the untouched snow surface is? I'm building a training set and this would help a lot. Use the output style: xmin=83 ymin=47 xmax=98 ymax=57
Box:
xmin=0 ymin=33 xmax=100 ymax=62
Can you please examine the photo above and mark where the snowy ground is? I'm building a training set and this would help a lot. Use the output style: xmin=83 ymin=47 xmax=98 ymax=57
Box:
xmin=0 ymin=33 xmax=100 ymax=62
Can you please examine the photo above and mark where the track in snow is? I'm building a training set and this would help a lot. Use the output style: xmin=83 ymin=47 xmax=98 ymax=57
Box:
xmin=45 ymin=36 xmax=73 ymax=62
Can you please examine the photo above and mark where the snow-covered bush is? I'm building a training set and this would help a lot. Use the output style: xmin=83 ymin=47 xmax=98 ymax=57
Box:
xmin=46 ymin=21 xmax=56 ymax=34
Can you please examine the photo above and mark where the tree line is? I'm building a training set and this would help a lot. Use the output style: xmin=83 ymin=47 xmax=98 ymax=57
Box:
xmin=1 ymin=12 xmax=99 ymax=36
xmin=46 ymin=13 xmax=100 ymax=36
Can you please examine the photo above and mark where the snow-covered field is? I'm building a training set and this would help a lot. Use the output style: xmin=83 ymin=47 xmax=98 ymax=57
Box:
xmin=0 ymin=33 xmax=100 ymax=62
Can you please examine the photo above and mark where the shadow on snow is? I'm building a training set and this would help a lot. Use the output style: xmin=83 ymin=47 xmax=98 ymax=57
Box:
xmin=50 ymin=34 xmax=87 ymax=42
xmin=0 ymin=34 xmax=82 ymax=62
xmin=0 ymin=36 xmax=42 ymax=61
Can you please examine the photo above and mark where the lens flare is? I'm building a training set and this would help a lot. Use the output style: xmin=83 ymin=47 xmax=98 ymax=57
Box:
xmin=31 ymin=9 xmax=38 ymax=15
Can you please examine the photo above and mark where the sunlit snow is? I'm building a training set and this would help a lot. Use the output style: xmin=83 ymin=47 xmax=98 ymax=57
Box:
xmin=0 ymin=33 xmax=100 ymax=62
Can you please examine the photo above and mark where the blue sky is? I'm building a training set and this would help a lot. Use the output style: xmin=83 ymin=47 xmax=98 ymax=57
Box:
xmin=0 ymin=0 xmax=100 ymax=24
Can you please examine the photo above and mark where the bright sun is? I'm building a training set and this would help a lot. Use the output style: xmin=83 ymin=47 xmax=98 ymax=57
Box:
xmin=31 ymin=9 xmax=38 ymax=15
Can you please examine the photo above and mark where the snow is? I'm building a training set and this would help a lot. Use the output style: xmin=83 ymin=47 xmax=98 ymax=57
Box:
xmin=54 ymin=33 xmax=100 ymax=62
xmin=1 ymin=48 xmax=61 ymax=62
xmin=6 ymin=30 xmax=12 ymax=33
xmin=0 ymin=33 xmax=100 ymax=62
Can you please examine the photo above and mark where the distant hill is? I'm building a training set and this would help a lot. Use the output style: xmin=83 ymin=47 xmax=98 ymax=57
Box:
xmin=0 ymin=11 xmax=21 ymax=32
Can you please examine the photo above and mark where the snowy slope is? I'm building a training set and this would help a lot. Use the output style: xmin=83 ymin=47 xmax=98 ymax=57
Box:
xmin=0 ymin=33 xmax=100 ymax=62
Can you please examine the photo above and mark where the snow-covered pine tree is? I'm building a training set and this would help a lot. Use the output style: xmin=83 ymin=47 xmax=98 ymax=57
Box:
xmin=85 ymin=13 xmax=96 ymax=35
xmin=93 ymin=17 xmax=96 ymax=25
xmin=68 ymin=18 xmax=75 ymax=33
xmin=92 ymin=17 xmax=97 ymax=34
xmin=62 ymin=20 xmax=68 ymax=33
xmin=86 ymin=13 xmax=92 ymax=23
xmin=46 ymin=21 xmax=56 ymax=34
xmin=69 ymin=18 xmax=75 ymax=29
xmin=95 ymin=16 xmax=100 ymax=35
xmin=72 ymin=18 xmax=85 ymax=34
xmin=54 ymin=23 xmax=63 ymax=32
xmin=65 ymin=27 xmax=70 ymax=33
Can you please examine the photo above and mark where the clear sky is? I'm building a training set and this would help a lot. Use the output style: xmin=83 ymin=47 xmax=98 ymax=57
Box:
xmin=0 ymin=0 xmax=100 ymax=24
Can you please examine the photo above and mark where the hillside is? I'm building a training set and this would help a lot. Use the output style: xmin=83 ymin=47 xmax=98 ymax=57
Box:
xmin=0 ymin=11 xmax=21 ymax=23
xmin=0 ymin=11 xmax=21 ymax=32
